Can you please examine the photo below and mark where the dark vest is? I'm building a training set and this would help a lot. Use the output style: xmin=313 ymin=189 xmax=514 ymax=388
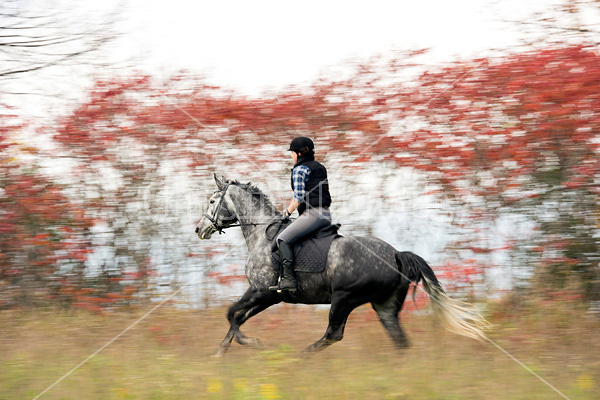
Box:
xmin=291 ymin=157 xmax=332 ymax=215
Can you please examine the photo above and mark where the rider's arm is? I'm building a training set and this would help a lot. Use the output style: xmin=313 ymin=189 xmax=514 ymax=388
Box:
xmin=287 ymin=165 xmax=311 ymax=215
xmin=286 ymin=200 xmax=301 ymax=215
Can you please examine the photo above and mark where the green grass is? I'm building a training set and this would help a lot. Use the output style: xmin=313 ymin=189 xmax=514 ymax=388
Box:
xmin=1 ymin=300 xmax=598 ymax=400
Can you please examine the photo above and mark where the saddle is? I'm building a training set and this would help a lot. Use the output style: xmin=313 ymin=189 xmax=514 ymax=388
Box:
xmin=266 ymin=220 xmax=342 ymax=273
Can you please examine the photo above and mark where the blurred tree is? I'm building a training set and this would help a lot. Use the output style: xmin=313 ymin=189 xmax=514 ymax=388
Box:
xmin=9 ymin=17 xmax=598 ymax=307
xmin=509 ymin=0 xmax=600 ymax=45
xmin=0 ymin=0 xmax=124 ymax=112
xmin=0 ymin=121 xmax=93 ymax=308
xmin=386 ymin=45 xmax=600 ymax=300
xmin=0 ymin=1 xmax=139 ymax=309
xmin=51 ymin=73 xmax=388 ymax=303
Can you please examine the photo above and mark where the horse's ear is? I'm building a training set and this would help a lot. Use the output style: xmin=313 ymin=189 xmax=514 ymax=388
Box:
xmin=214 ymin=173 xmax=226 ymax=190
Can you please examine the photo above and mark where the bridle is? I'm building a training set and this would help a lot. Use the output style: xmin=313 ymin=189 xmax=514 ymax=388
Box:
xmin=203 ymin=182 xmax=276 ymax=235
xmin=203 ymin=183 xmax=238 ymax=235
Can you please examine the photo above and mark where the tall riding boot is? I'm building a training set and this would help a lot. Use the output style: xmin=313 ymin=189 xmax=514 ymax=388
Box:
xmin=269 ymin=241 xmax=298 ymax=292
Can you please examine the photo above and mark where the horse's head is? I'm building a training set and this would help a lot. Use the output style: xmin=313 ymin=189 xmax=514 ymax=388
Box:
xmin=195 ymin=174 xmax=238 ymax=240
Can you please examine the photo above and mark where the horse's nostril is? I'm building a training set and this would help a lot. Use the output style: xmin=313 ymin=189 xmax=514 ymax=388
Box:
xmin=195 ymin=227 xmax=199 ymax=233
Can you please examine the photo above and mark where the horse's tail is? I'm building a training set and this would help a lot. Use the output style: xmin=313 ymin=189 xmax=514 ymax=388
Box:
xmin=395 ymin=251 xmax=490 ymax=341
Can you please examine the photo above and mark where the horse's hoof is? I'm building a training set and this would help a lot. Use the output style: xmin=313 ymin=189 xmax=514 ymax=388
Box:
xmin=302 ymin=338 xmax=335 ymax=354
xmin=301 ymin=345 xmax=320 ymax=354
xmin=239 ymin=336 xmax=264 ymax=349
xmin=212 ymin=348 xmax=227 ymax=358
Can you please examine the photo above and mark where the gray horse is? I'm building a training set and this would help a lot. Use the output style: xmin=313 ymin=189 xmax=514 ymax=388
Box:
xmin=195 ymin=175 xmax=488 ymax=356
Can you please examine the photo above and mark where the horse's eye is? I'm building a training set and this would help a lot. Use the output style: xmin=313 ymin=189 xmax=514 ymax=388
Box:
xmin=210 ymin=199 xmax=215 ymax=204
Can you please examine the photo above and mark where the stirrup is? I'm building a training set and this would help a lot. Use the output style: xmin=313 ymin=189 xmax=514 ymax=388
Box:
xmin=269 ymin=278 xmax=298 ymax=292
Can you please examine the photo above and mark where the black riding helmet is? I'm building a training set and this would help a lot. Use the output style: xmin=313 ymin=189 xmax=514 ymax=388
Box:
xmin=288 ymin=137 xmax=314 ymax=153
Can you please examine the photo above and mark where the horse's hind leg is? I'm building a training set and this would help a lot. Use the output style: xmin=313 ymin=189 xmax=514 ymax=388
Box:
xmin=371 ymin=284 xmax=410 ymax=349
xmin=303 ymin=291 xmax=367 ymax=353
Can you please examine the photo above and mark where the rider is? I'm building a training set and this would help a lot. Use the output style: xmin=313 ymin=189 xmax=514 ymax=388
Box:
xmin=269 ymin=137 xmax=332 ymax=292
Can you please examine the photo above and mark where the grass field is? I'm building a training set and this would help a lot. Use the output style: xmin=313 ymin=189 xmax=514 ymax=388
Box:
xmin=1 ymin=298 xmax=599 ymax=400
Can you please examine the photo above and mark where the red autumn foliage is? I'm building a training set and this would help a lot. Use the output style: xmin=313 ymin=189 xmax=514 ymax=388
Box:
xmin=0 ymin=125 xmax=95 ymax=307
xmin=390 ymin=45 xmax=599 ymax=204
xmin=3 ymin=43 xmax=599 ymax=308
xmin=386 ymin=45 xmax=599 ymax=298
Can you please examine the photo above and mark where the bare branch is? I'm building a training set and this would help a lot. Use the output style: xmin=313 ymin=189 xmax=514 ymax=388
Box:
xmin=0 ymin=1 xmax=129 ymax=111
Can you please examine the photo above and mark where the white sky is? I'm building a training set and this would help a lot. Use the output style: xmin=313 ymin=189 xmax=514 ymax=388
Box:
xmin=122 ymin=0 xmax=546 ymax=96
xmin=6 ymin=0 xmax=574 ymax=118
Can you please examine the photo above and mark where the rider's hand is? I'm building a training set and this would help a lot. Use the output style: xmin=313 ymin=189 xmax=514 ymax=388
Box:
xmin=282 ymin=209 xmax=291 ymax=222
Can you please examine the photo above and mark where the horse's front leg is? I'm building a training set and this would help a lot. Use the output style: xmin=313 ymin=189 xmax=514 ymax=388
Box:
xmin=214 ymin=328 xmax=236 ymax=358
xmin=215 ymin=289 xmax=255 ymax=356
xmin=214 ymin=288 xmax=279 ymax=357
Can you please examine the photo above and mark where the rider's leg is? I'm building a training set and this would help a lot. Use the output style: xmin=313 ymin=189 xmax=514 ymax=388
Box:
xmin=269 ymin=239 xmax=298 ymax=291
xmin=269 ymin=207 xmax=332 ymax=292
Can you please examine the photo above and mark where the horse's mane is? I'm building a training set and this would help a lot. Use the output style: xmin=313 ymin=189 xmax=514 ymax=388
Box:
xmin=227 ymin=180 xmax=280 ymax=215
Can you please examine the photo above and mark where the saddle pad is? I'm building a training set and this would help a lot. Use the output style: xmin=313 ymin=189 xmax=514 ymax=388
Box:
xmin=267 ymin=221 xmax=341 ymax=273
xmin=293 ymin=233 xmax=340 ymax=273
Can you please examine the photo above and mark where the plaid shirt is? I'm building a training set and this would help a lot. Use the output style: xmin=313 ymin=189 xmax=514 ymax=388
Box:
xmin=291 ymin=165 xmax=311 ymax=203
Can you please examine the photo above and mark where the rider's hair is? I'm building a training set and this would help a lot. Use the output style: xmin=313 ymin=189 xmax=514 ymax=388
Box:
xmin=296 ymin=146 xmax=310 ymax=155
